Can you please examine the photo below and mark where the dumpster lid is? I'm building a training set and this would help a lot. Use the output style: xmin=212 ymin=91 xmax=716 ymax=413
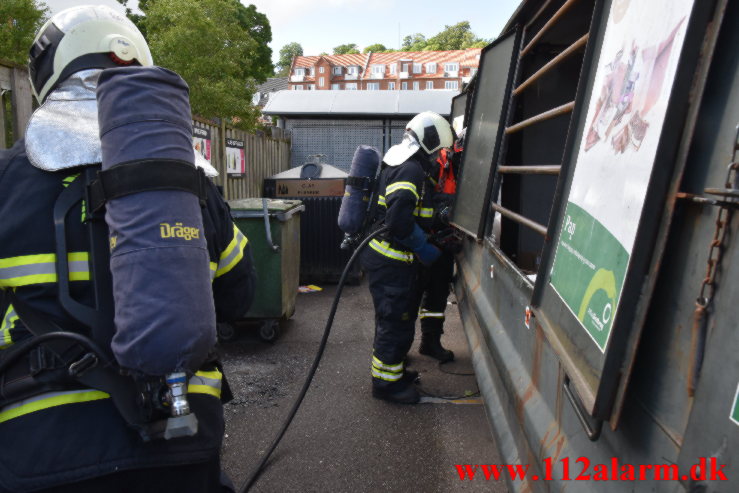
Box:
xmin=228 ymin=198 xmax=303 ymax=212
xmin=268 ymin=162 xmax=347 ymax=180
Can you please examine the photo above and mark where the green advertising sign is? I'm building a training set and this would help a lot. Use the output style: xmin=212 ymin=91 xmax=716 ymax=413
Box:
xmin=550 ymin=203 xmax=628 ymax=351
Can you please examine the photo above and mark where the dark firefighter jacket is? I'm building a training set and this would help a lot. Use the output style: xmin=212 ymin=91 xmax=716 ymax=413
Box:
xmin=370 ymin=153 xmax=436 ymax=263
xmin=0 ymin=139 xmax=255 ymax=492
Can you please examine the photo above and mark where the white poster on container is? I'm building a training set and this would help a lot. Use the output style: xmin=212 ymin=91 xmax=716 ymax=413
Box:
xmin=550 ymin=0 xmax=694 ymax=352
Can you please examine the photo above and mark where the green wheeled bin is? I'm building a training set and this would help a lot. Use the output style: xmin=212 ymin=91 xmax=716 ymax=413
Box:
xmin=226 ymin=198 xmax=304 ymax=341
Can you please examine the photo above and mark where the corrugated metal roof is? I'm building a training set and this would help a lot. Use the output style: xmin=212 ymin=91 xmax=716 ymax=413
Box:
xmin=263 ymin=90 xmax=456 ymax=117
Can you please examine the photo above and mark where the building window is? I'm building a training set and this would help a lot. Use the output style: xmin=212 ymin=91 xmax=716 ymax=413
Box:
xmin=333 ymin=66 xmax=342 ymax=75
xmin=371 ymin=65 xmax=385 ymax=74
xmin=388 ymin=81 xmax=395 ymax=90
xmin=295 ymin=68 xmax=305 ymax=76
xmin=444 ymin=62 xmax=459 ymax=73
xmin=413 ymin=81 xmax=419 ymax=90
xmin=294 ymin=85 xmax=303 ymax=90
xmin=401 ymin=81 xmax=408 ymax=90
xmin=319 ymin=66 xmax=325 ymax=73
xmin=402 ymin=63 xmax=410 ymax=73
xmin=347 ymin=66 xmax=358 ymax=75
xmin=390 ymin=64 xmax=396 ymax=75
xmin=413 ymin=63 xmax=422 ymax=74
xmin=444 ymin=80 xmax=459 ymax=90
xmin=367 ymin=82 xmax=380 ymax=90
xmin=319 ymin=77 xmax=324 ymax=86
xmin=331 ymin=83 xmax=340 ymax=90
xmin=309 ymin=68 xmax=315 ymax=76
xmin=345 ymin=83 xmax=358 ymax=90
xmin=426 ymin=81 xmax=434 ymax=90
xmin=425 ymin=62 xmax=436 ymax=74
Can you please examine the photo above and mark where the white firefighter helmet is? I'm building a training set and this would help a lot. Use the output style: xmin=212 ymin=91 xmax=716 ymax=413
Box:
xmin=28 ymin=5 xmax=153 ymax=103
xmin=383 ymin=111 xmax=454 ymax=166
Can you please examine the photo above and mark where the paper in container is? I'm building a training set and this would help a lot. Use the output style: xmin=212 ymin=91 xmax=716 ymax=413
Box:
xmin=96 ymin=66 xmax=215 ymax=376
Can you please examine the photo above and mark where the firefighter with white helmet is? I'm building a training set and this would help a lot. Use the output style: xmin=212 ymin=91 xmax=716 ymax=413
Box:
xmin=361 ymin=111 xmax=454 ymax=404
xmin=0 ymin=6 xmax=254 ymax=492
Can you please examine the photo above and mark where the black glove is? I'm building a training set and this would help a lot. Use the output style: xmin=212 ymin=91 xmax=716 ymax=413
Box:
xmin=429 ymin=227 xmax=464 ymax=254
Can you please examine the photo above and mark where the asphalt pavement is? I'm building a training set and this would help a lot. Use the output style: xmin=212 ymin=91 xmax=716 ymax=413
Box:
xmin=219 ymin=279 xmax=507 ymax=493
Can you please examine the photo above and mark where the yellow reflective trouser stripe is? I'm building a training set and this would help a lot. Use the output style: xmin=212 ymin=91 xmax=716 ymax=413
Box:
xmin=377 ymin=195 xmax=387 ymax=207
xmin=371 ymin=356 xmax=403 ymax=382
xmin=1 ymin=304 xmax=18 ymax=349
xmin=372 ymin=355 xmax=403 ymax=372
xmin=0 ymin=252 xmax=90 ymax=287
xmin=369 ymin=239 xmax=413 ymax=263
xmin=413 ymin=207 xmax=434 ymax=218
xmin=216 ymin=224 xmax=248 ymax=278
xmin=188 ymin=369 xmax=223 ymax=399
xmin=0 ymin=389 xmax=109 ymax=424
xmin=385 ymin=181 xmax=419 ymax=200
xmin=419 ymin=309 xmax=445 ymax=319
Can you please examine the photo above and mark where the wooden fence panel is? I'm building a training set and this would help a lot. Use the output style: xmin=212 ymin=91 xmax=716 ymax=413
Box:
xmin=1 ymin=62 xmax=33 ymax=149
xmin=193 ymin=116 xmax=291 ymax=200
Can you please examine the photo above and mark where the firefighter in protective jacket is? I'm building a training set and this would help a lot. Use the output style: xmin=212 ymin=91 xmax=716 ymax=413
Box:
xmin=416 ymin=129 xmax=466 ymax=363
xmin=0 ymin=6 xmax=254 ymax=492
xmin=361 ymin=111 xmax=454 ymax=404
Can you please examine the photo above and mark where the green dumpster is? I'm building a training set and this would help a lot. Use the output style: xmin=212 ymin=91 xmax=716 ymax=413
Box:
xmin=227 ymin=198 xmax=304 ymax=341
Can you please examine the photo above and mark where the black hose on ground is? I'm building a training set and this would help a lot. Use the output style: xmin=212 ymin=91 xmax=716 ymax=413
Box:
xmin=240 ymin=226 xmax=388 ymax=492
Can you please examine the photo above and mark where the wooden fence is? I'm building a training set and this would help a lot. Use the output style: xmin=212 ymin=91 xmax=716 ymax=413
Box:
xmin=0 ymin=61 xmax=33 ymax=149
xmin=194 ymin=116 xmax=291 ymax=200
xmin=1 ymin=61 xmax=290 ymax=200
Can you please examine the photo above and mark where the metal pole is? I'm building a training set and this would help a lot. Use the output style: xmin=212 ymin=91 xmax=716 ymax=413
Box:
xmin=490 ymin=202 xmax=547 ymax=236
xmin=505 ymin=101 xmax=575 ymax=135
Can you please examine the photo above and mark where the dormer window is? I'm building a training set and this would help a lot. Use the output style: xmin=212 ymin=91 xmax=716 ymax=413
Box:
xmin=425 ymin=62 xmax=436 ymax=74
xmin=295 ymin=68 xmax=305 ymax=76
xmin=333 ymin=66 xmax=342 ymax=75
xmin=413 ymin=63 xmax=422 ymax=74
xmin=389 ymin=64 xmax=396 ymax=75
xmin=347 ymin=66 xmax=358 ymax=75
xmin=371 ymin=64 xmax=385 ymax=74
xmin=444 ymin=62 xmax=459 ymax=73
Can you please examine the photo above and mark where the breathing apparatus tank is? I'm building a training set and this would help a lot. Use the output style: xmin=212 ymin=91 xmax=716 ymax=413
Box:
xmin=96 ymin=66 xmax=216 ymax=378
xmin=338 ymin=145 xmax=382 ymax=250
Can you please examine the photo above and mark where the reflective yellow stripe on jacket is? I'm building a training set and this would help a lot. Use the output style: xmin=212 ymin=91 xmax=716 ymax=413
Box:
xmin=385 ymin=181 xmax=419 ymax=200
xmin=210 ymin=224 xmax=248 ymax=280
xmin=413 ymin=206 xmax=434 ymax=218
xmin=0 ymin=369 xmax=223 ymax=423
xmin=0 ymin=252 xmax=90 ymax=288
xmin=1 ymin=304 xmax=18 ymax=349
xmin=368 ymin=239 xmax=414 ymax=263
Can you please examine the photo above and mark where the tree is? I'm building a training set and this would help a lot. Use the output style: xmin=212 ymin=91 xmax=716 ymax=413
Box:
xmin=276 ymin=41 xmax=303 ymax=76
xmin=401 ymin=33 xmax=426 ymax=51
xmin=232 ymin=2 xmax=273 ymax=82
xmin=424 ymin=21 xmax=488 ymax=51
xmin=401 ymin=22 xmax=489 ymax=52
xmin=0 ymin=0 xmax=48 ymax=65
xmin=143 ymin=0 xmax=268 ymax=128
xmin=333 ymin=43 xmax=359 ymax=55
xmin=363 ymin=43 xmax=392 ymax=54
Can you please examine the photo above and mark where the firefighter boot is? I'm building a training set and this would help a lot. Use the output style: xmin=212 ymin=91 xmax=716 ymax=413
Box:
xmin=419 ymin=328 xmax=454 ymax=363
xmin=372 ymin=380 xmax=420 ymax=404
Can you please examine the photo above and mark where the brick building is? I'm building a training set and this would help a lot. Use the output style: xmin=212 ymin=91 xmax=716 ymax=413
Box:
xmin=288 ymin=49 xmax=481 ymax=92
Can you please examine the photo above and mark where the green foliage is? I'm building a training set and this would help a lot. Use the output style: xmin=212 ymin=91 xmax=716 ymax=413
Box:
xmin=143 ymin=0 xmax=269 ymax=129
xmin=333 ymin=43 xmax=359 ymax=55
xmin=363 ymin=43 xmax=394 ymax=54
xmin=232 ymin=2 xmax=273 ymax=82
xmin=0 ymin=0 xmax=48 ymax=65
xmin=276 ymin=41 xmax=303 ymax=76
xmin=402 ymin=22 xmax=489 ymax=52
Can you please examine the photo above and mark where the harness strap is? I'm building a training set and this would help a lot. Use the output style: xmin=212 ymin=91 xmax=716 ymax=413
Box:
xmin=88 ymin=159 xmax=208 ymax=212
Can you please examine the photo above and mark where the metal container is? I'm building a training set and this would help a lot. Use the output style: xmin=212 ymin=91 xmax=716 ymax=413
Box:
xmin=227 ymin=198 xmax=303 ymax=340
xmin=264 ymin=159 xmax=360 ymax=284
